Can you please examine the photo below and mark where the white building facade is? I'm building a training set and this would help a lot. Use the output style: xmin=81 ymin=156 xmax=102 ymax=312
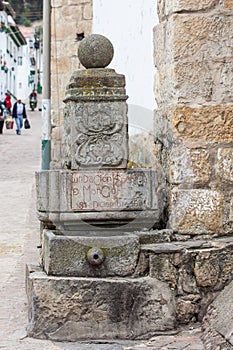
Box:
xmin=0 ymin=1 xmax=33 ymax=104
xmin=92 ymin=0 xmax=158 ymax=133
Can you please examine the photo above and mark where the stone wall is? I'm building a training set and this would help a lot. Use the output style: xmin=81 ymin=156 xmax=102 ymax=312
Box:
xmin=137 ymin=230 xmax=233 ymax=325
xmin=50 ymin=0 xmax=92 ymax=169
xmin=154 ymin=0 xmax=233 ymax=235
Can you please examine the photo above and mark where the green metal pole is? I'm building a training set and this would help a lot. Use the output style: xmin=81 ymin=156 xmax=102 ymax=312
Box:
xmin=41 ymin=0 xmax=51 ymax=170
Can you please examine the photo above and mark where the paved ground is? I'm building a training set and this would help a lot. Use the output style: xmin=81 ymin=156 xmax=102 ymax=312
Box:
xmin=0 ymin=108 xmax=205 ymax=349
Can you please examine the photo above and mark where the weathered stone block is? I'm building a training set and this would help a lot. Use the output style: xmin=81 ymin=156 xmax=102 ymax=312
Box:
xmin=194 ymin=251 xmax=220 ymax=288
xmin=61 ymin=5 xmax=83 ymax=19
xmin=155 ymin=105 xmax=233 ymax=144
xmin=135 ymin=229 xmax=174 ymax=244
xmin=155 ymin=13 xmax=233 ymax=65
xmin=230 ymin=197 xmax=233 ymax=222
xmin=215 ymin=148 xmax=233 ymax=182
xmin=155 ymin=54 xmax=233 ymax=106
xmin=157 ymin=0 xmax=219 ymax=21
xmin=26 ymin=268 xmax=175 ymax=341
xmin=154 ymin=22 xmax=173 ymax=67
xmin=36 ymin=169 xmax=160 ymax=231
xmin=219 ymin=62 xmax=233 ymax=103
xmin=176 ymin=298 xmax=196 ymax=324
xmin=154 ymin=61 xmax=223 ymax=105
xmin=202 ymin=279 xmax=233 ymax=347
xmin=176 ymin=61 xmax=233 ymax=105
xmin=51 ymin=57 xmax=71 ymax=74
xmin=83 ymin=3 xmax=92 ymax=20
xmin=168 ymin=145 xmax=211 ymax=185
xmin=51 ymin=20 xmax=77 ymax=41
xmin=149 ymin=254 xmax=178 ymax=289
xmin=64 ymin=69 xmax=128 ymax=169
xmin=153 ymin=64 xmax=174 ymax=105
xmin=170 ymin=189 xmax=224 ymax=234
xmin=42 ymin=230 xmax=140 ymax=277
xmin=51 ymin=0 xmax=66 ymax=9
xmin=174 ymin=61 xmax=214 ymax=104
xmin=223 ymin=0 xmax=233 ymax=9
xmin=142 ymin=236 xmax=233 ymax=324
xmin=154 ymin=108 xmax=172 ymax=147
xmin=173 ymin=14 xmax=233 ymax=62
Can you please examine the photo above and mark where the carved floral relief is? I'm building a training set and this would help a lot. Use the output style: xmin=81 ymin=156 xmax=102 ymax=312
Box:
xmin=73 ymin=103 xmax=128 ymax=168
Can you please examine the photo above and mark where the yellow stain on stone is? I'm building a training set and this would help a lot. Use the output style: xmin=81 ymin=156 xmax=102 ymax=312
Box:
xmin=170 ymin=105 xmax=233 ymax=143
xmin=223 ymin=0 xmax=233 ymax=8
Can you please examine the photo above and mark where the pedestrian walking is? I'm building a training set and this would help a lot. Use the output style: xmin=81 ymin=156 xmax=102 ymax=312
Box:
xmin=12 ymin=97 xmax=27 ymax=135
xmin=4 ymin=93 xmax=12 ymax=115
xmin=0 ymin=101 xmax=5 ymax=134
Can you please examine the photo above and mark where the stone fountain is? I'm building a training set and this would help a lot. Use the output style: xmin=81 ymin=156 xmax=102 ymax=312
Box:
xmin=26 ymin=34 xmax=175 ymax=341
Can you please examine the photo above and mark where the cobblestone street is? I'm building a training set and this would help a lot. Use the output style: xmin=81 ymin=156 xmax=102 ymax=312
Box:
xmin=0 ymin=109 xmax=205 ymax=349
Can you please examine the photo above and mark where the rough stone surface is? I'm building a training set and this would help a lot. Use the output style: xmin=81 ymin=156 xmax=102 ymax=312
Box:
xmin=36 ymin=169 xmax=160 ymax=231
xmin=172 ymin=13 xmax=233 ymax=62
xmin=142 ymin=236 xmax=233 ymax=324
xmin=224 ymin=0 xmax=233 ymax=8
xmin=154 ymin=60 xmax=233 ymax=106
xmin=26 ymin=269 xmax=175 ymax=341
xmin=168 ymin=145 xmax=211 ymax=185
xmin=154 ymin=10 xmax=233 ymax=105
xmin=202 ymin=279 xmax=233 ymax=349
xmin=64 ymin=101 xmax=128 ymax=169
xmin=78 ymin=34 xmax=114 ymax=69
xmin=155 ymin=105 xmax=233 ymax=144
xmin=215 ymin=147 xmax=233 ymax=182
xmin=66 ymin=68 xmax=126 ymax=93
xmin=42 ymin=230 xmax=140 ymax=277
xmin=169 ymin=189 xmax=224 ymax=235
xmin=154 ymin=11 xmax=233 ymax=66
xmin=153 ymin=104 xmax=233 ymax=238
xmin=63 ymin=68 xmax=128 ymax=169
xmin=175 ymin=299 xmax=196 ymax=324
xmin=157 ymin=0 xmax=219 ymax=21
xmin=194 ymin=252 xmax=221 ymax=288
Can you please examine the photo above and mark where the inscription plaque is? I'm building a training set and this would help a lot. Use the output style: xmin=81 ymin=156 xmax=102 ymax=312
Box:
xmin=71 ymin=170 xmax=152 ymax=211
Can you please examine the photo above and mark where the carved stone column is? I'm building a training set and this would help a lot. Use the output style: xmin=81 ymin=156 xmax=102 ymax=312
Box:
xmin=26 ymin=35 xmax=173 ymax=341
xmin=63 ymin=68 xmax=128 ymax=169
xmin=36 ymin=34 xmax=160 ymax=232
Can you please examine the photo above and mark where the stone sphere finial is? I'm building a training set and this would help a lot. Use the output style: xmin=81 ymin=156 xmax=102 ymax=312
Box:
xmin=78 ymin=34 xmax=114 ymax=69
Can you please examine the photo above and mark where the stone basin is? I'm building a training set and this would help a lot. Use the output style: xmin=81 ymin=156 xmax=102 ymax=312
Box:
xmin=36 ymin=168 xmax=161 ymax=232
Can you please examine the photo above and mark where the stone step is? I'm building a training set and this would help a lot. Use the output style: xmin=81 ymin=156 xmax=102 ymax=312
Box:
xmin=26 ymin=266 xmax=175 ymax=341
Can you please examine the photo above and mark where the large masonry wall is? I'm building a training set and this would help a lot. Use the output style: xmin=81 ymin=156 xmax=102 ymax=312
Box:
xmin=154 ymin=0 xmax=233 ymax=236
xmin=50 ymin=0 xmax=92 ymax=169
